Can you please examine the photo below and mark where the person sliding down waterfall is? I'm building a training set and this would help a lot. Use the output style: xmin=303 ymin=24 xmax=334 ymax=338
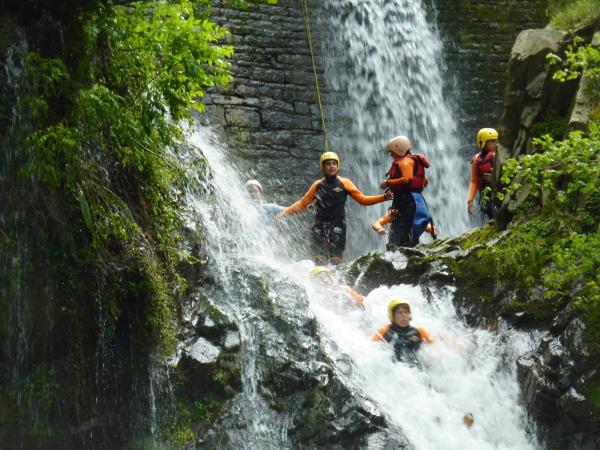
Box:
xmin=309 ymin=266 xmax=365 ymax=306
xmin=373 ymin=300 xmax=432 ymax=366
xmin=277 ymin=151 xmax=392 ymax=265
xmin=467 ymin=128 xmax=497 ymax=221
xmin=379 ymin=136 xmax=434 ymax=249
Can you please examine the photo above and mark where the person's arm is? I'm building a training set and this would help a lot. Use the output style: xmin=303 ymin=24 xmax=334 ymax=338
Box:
xmin=371 ymin=212 xmax=391 ymax=234
xmin=372 ymin=324 xmax=391 ymax=341
xmin=382 ymin=158 xmax=414 ymax=188
xmin=342 ymin=285 xmax=365 ymax=305
xmin=417 ymin=327 xmax=433 ymax=344
xmin=467 ymin=157 xmax=480 ymax=215
xmin=341 ymin=178 xmax=386 ymax=205
xmin=280 ymin=180 xmax=320 ymax=216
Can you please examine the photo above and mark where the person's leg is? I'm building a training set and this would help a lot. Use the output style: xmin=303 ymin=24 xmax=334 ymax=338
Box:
xmin=311 ymin=220 xmax=328 ymax=264
xmin=329 ymin=218 xmax=346 ymax=265
xmin=398 ymin=193 xmax=416 ymax=247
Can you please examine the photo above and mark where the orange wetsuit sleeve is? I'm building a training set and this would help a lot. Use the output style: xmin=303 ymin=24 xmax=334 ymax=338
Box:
xmin=417 ymin=327 xmax=433 ymax=344
xmin=342 ymin=286 xmax=365 ymax=305
xmin=282 ymin=180 xmax=320 ymax=215
xmin=467 ymin=157 xmax=480 ymax=203
xmin=385 ymin=157 xmax=414 ymax=188
xmin=371 ymin=212 xmax=391 ymax=232
xmin=372 ymin=324 xmax=391 ymax=341
xmin=340 ymin=178 xmax=386 ymax=206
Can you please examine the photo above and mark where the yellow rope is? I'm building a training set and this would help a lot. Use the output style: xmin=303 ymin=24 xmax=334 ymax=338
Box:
xmin=299 ymin=0 xmax=330 ymax=152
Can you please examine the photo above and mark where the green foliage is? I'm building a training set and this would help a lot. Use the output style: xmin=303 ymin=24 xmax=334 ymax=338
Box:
xmin=18 ymin=0 xmax=237 ymax=363
xmin=529 ymin=111 xmax=569 ymax=140
xmin=548 ymin=36 xmax=600 ymax=105
xmin=548 ymin=0 xmax=600 ymax=30
xmin=491 ymin=123 xmax=600 ymax=340
xmin=500 ymin=123 xmax=600 ymax=212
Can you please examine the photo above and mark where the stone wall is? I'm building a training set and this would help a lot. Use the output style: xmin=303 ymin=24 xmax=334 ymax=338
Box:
xmin=204 ymin=0 xmax=326 ymax=203
xmin=428 ymin=0 xmax=548 ymax=148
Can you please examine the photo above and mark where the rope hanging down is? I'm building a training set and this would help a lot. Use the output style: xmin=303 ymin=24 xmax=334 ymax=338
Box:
xmin=299 ymin=0 xmax=330 ymax=152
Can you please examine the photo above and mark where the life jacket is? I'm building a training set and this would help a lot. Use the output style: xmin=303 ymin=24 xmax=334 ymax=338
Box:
xmin=315 ymin=176 xmax=347 ymax=220
xmin=382 ymin=324 xmax=425 ymax=363
xmin=388 ymin=152 xmax=430 ymax=194
xmin=475 ymin=150 xmax=495 ymax=189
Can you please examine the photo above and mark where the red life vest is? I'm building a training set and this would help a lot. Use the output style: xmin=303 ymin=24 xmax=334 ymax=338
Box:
xmin=475 ymin=151 xmax=495 ymax=189
xmin=388 ymin=153 xmax=430 ymax=194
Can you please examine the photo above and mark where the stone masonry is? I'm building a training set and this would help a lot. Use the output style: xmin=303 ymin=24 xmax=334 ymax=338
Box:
xmin=204 ymin=0 xmax=326 ymax=204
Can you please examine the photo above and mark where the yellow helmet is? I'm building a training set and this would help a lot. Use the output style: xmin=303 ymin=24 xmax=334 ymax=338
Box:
xmin=309 ymin=266 xmax=329 ymax=278
xmin=319 ymin=151 xmax=340 ymax=171
xmin=476 ymin=128 xmax=499 ymax=150
xmin=388 ymin=299 xmax=411 ymax=322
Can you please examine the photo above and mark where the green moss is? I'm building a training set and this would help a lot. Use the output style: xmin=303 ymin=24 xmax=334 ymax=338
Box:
xmin=549 ymin=0 xmax=600 ymax=30
xmin=530 ymin=111 xmax=569 ymax=140
xmin=587 ymin=382 xmax=600 ymax=416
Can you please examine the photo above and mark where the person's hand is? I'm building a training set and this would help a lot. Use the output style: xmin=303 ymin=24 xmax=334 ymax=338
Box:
xmin=467 ymin=201 xmax=475 ymax=216
xmin=384 ymin=190 xmax=393 ymax=201
xmin=276 ymin=211 xmax=286 ymax=220
xmin=380 ymin=180 xmax=388 ymax=189
xmin=377 ymin=228 xmax=387 ymax=235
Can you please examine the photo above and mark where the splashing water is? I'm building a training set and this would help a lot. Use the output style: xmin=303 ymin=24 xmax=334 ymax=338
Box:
xmin=315 ymin=0 xmax=471 ymax=257
xmin=183 ymin=126 xmax=540 ymax=449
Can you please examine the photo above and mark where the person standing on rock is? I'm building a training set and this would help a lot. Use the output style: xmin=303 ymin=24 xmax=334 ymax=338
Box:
xmin=277 ymin=151 xmax=392 ymax=265
xmin=372 ymin=299 xmax=432 ymax=366
xmin=467 ymin=128 xmax=498 ymax=220
xmin=245 ymin=179 xmax=284 ymax=219
xmin=379 ymin=135 xmax=433 ymax=249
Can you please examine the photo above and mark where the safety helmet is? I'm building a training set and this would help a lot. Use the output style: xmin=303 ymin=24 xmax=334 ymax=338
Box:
xmin=319 ymin=152 xmax=340 ymax=171
xmin=387 ymin=299 xmax=411 ymax=322
xmin=245 ymin=179 xmax=263 ymax=192
xmin=386 ymin=135 xmax=412 ymax=157
xmin=309 ymin=266 xmax=329 ymax=278
xmin=476 ymin=128 xmax=498 ymax=150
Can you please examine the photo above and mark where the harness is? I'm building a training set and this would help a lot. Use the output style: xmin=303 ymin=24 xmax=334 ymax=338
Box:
xmin=387 ymin=153 xmax=430 ymax=194
xmin=475 ymin=150 xmax=495 ymax=189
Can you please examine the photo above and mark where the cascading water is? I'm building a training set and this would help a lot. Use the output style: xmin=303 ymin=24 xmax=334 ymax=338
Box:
xmin=183 ymin=126 xmax=541 ymax=449
xmin=314 ymin=0 xmax=471 ymax=257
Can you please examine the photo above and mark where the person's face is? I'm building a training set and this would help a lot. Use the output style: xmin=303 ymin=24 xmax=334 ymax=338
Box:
xmin=387 ymin=144 xmax=408 ymax=157
xmin=485 ymin=139 xmax=497 ymax=152
xmin=392 ymin=307 xmax=411 ymax=327
xmin=247 ymin=185 xmax=262 ymax=203
xmin=323 ymin=160 xmax=339 ymax=177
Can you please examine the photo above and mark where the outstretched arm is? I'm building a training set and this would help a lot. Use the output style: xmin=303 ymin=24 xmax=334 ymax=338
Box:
xmin=341 ymin=178 xmax=386 ymax=206
xmin=279 ymin=180 xmax=320 ymax=216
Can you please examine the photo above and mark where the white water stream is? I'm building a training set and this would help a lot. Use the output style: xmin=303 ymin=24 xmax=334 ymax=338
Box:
xmin=184 ymin=126 xmax=540 ymax=449
xmin=315 ymin=0 xmax=471 ymax=257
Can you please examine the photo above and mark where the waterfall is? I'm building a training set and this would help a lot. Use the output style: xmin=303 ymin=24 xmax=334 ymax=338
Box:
xmin=315 ymin=0 xmax=471 ymax=257
xmin=183 ymin=126 xmax=540 ymax=449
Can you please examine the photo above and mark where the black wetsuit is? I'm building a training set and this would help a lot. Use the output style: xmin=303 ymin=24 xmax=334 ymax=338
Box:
xmin=312 ymin=176 xmax=347 ymax=262
xmin=382 ymin=324 xmax=426 ymax=364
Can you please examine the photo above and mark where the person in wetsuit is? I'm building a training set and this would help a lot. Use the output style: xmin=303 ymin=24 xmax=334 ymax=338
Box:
xmin=245 ymin=179 xmax=284 ymax=219
xmin=277 ymin=151 xmax=392 ymax=265
xmin=467 ymin=128 xmax=497 ymax=220
xmin=373 ymin=299 xmax=432 ymax=364
xmin=379 ymin=136 xmax=433 ymax=249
